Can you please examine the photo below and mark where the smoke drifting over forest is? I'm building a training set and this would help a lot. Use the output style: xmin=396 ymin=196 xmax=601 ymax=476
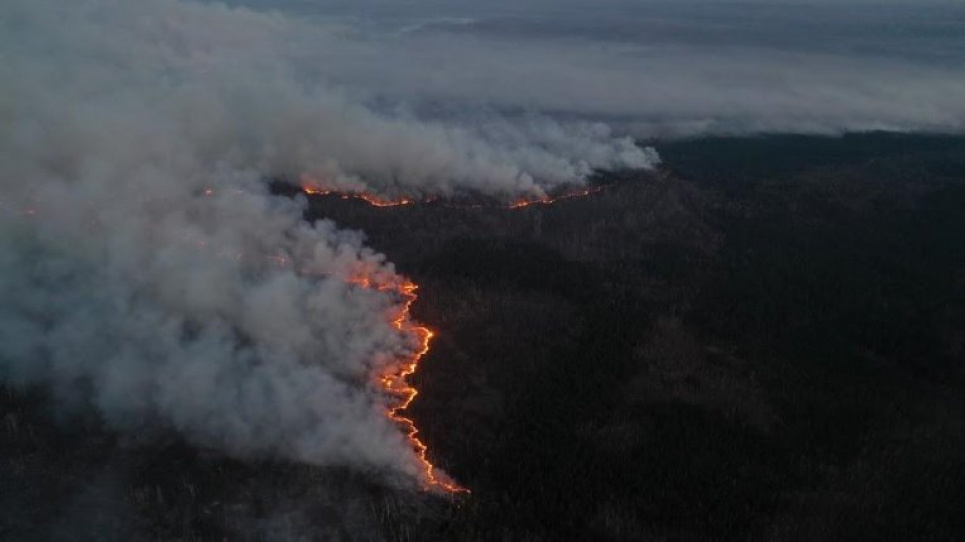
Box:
xmin=3 ymin=0 xmax=961 ymax=497
xmin=4 ymin=1 xmax=965 ymax=540
xmin=0 ymin=0 xmax=658 ymax=484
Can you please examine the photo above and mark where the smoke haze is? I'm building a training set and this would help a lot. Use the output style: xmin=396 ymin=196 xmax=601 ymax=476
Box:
xmin=226 ymin=0 xmax=965 ymax=136
xmin=3 ymin=0 xmax=962 ymax=490
xmin=0 ymin=0 xmax=659 ymax=485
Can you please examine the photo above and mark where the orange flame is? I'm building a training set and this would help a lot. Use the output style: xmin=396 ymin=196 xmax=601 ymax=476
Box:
xmin=301 ymin=181 xmax=605 ymax=210
xmin=347 ymin=274 xmax=468 ymax=494
xmin=355 ymin=193 xmax=417 ymax=208
xmin=507 ymin=185 xmax=605 ymax=209
xmin=301 ymin=185 xmax=334 ymax=197
xmin=311 ymin=178 xmax=609 ymax=495
xmin=302 ymin=183 xmax=416 ymax=207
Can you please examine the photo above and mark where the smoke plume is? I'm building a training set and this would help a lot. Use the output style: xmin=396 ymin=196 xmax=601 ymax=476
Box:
xmin=0 ymin=0 xmax=656 ymax=483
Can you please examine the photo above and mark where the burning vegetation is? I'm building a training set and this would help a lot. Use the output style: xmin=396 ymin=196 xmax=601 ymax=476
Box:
xmin=346 ymin=271 xmax=468 ymax=494
xmin=5 ymin=134 xmax=965 ymax=541
xmin=317 ymin=176 xmax=621 ymax=494
xmin=300 ymin=178 xmax=612 ymax=210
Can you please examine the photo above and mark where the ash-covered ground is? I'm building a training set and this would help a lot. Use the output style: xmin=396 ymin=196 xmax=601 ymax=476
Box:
xmin=3 ymin=133 xmax=965 ymax=541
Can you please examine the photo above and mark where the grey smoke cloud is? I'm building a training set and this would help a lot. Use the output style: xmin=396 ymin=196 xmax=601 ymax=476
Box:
xmin=0 ymin=0 xmax=657 ymax=483
xmin=226 ymin=0 xmax=965 ymax=136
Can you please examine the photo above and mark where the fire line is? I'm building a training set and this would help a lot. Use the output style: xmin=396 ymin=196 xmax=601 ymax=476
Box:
xmin=301 ymin=181 xmax=606 ymax=209
xmin=319 ymin=181 xmax=606 ymax=495
xmin=347 ymin=274 xmax=468 ymax=494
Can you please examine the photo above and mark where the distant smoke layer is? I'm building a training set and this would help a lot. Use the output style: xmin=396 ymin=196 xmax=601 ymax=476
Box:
xmin=0 ymin=0 xmax=656 ymax=482
xmin=227 ymin=0 xmax=965 ymax=136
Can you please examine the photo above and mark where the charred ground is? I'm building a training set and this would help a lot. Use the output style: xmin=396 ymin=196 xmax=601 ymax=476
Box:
xmin=3 ymin=133 xmax=965 ymax=541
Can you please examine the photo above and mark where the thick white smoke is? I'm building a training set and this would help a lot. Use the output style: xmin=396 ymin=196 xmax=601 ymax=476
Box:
xmin=0 ymin=0 xmax=656 ymax=482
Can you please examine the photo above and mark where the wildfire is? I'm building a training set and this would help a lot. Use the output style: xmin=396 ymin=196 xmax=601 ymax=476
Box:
xmin=348 ymin=274 xmax=468 ymax=494
xmin=507 ymin=185 xmax=606 ymax=209
xmin=302 ymin=184 xmax=416 ymax=207
xmin=312 ymin=177 xmax=609 ymax=495
xmin=356 ymin=193 xmax=417 ymax=208
xmin=302 ymin=182 xmax=606 ymax=210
